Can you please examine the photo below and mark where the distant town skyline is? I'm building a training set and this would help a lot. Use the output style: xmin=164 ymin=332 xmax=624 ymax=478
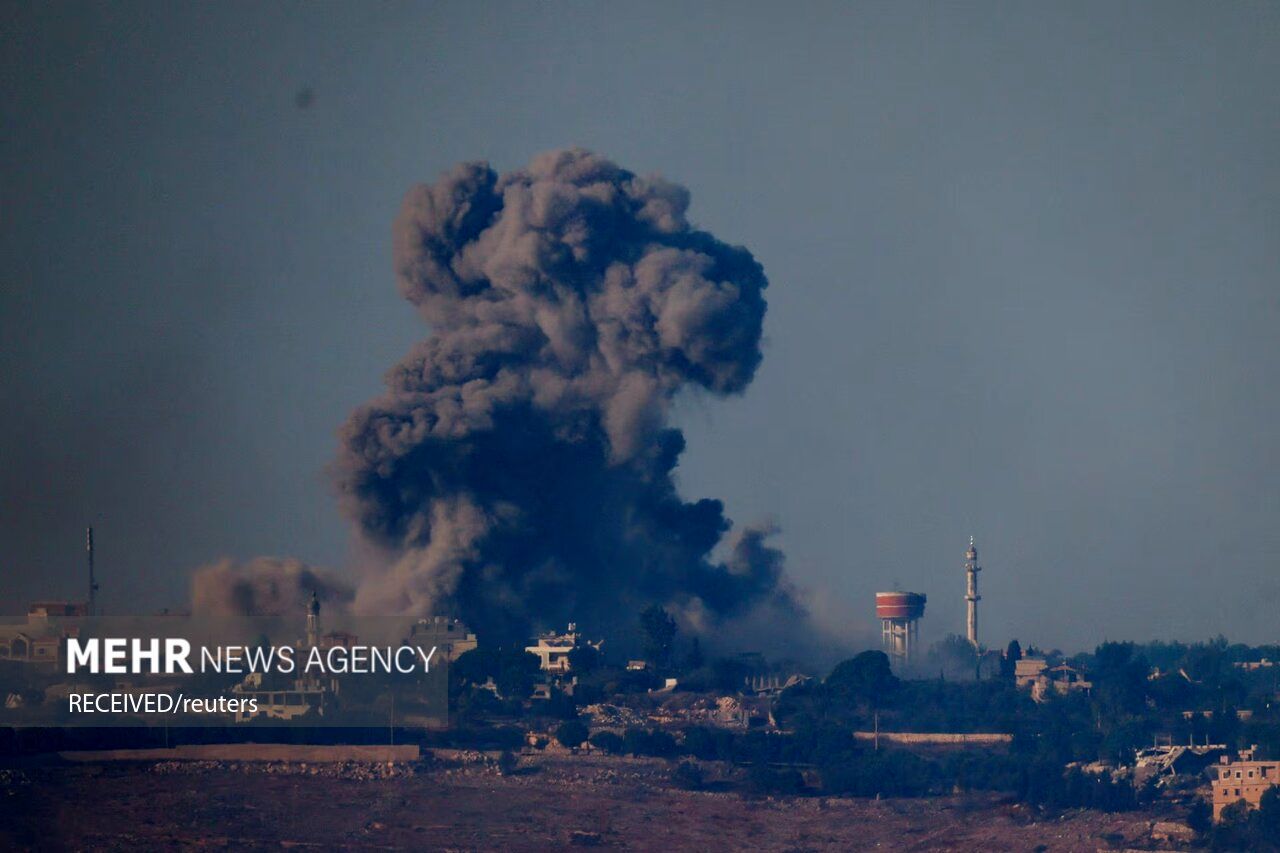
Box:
xmin=3 ymin=2 xmax=1279 ymax=650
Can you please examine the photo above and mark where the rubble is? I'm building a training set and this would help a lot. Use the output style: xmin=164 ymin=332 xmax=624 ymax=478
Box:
xmin=581 ymin=702 xmax=648 ymax=728
xmin=7 ymin=758 xmax=1187 ymax=851
xmin=149 ymin=759 xmax=424 ymax=781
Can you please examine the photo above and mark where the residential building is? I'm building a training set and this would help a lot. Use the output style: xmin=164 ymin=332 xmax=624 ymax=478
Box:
xmin=407 ymin=616 xmax=478 ymax=662
xmin=0 ymin=601 xmax=87 ymax=668
xmin=1015 ymin=658 xmax=1092 ymax=702
xmin=525 ymin=623 xmax=602 ymax=674
xmin=1212 ymin=746 xmax=1280 ymax=821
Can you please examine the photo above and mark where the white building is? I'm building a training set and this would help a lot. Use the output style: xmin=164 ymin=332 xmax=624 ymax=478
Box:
xmin=525 ymin=623 xmax=602 ymax=674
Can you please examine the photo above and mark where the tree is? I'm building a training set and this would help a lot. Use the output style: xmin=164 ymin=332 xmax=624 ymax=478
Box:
xmin=672 ymin=760 xmax=704 ymax=790
xmin=827 ymin=651 xmax=899 ymax=709
xmin=929 ymin=634 xmax=979 ymax=681
xmin=1092 ymin=642 xmax=1149 ymax=722
xmin=568 ymin=644 xmax=600 ymax=675
xmin=589 ymin=731 xmax=624 ymax=754
xmin=454 ymin=645 xmax=541 ymax=699
xmin=556 ymin=719 xmax=589 ymax=749
xmin=1001 ymin=640 xmax=1022 ymax=679
xmin=1186 ymin=798 xmax=1212 ymax=836
xmin=685 ymin=637 xmax=705 ymax=671
xmin=1259 ymin=786 xmax=1280 ymax=838
xmin=640 ymin=605 xmax=677 ymax=668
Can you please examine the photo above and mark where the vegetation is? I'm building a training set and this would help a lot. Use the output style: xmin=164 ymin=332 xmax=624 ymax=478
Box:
xmin=554 ymin=718 xmax=588 ymax=749
xmin=639 ymin=605 xmax=677 ymax=669
xmin=1206 ymin=787 xmax=1280 ymax=851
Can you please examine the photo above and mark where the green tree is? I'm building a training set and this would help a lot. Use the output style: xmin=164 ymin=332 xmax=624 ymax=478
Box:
xmin=1186 ymin=798 xmax=1212 ymax=836
xmin=454 ymin=645 xmax=541 ymax=699
xmin=672 ymin=760 xmax=704 ymax=790
xmin=1001 ymin=639 xmax=1022 ymax=679
xmin=589 ymin=730 xmax=624 ymax=753
xmin=826 ymin=650 xmax=899 ymax=710
xmin=555 ymin=718 xmax=589 ymax=749
xmin=640 ymin=605 xmax=677 ymax=668
xmin=1259 ymin=786 xmax=1280 ymax=838
xmin=929 ymin=634 xmax=979 ymax=680
xmin=567 ymin=644 xmax=600 ymax=674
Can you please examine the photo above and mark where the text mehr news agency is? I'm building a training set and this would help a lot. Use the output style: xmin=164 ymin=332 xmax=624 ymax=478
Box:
xmin=64 ymin=637 xmax=438 ymax=676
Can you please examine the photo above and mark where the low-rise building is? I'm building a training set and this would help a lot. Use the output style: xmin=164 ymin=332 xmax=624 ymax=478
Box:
xmin=407 ymin=617 xmax=478 ymax=662
xmin=525 ymin=624 xmax=602 ymax=674
xmin=1212 ymin=746 xmax=1280 ymax=821
xmin=1015 ymin=658 xmax=1092 ymax=702
xmin=0 ymin=601 xmax=87 ymax=668
xmin=230 ymin=671 xmax=335 ymax=723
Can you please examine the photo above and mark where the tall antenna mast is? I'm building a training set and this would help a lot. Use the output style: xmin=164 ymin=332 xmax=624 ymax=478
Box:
xmin=86 ymin=526 xmax=99 ymax=617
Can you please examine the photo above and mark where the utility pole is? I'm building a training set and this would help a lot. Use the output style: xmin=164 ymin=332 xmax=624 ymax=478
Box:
xmin=86 ymin=527 xmax=100 ymax=617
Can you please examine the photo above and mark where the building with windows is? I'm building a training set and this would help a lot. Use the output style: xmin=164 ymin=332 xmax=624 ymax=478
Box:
xmin=0 ymin=601 xmax=87 ymax=668
xmin=1212 ymin=746 xmax=1280 ymax=821
xmin=407 ymin=616 xmax=478 ymax=662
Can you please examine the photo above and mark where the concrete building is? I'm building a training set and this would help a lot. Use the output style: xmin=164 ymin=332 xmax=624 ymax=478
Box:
xmin=525 ymin=624 xmax=602 ymax=674
xmin=1015 ymin=658 xmax=1093 ymax=702
xmin=0 ymin=601 xmax=87 ymax=668
xmin=231 ymin=671 xmax=335 ymax=723
xmin=1133 ymin=743 xmax=1227 ymax=786
xmin=407 ymin=616 xmax=478 ymax=662
xmin=1212 ymin=746 xmax=1280 ymax=821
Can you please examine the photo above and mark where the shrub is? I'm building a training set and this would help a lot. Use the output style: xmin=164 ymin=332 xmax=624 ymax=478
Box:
xmin=671 ymin=760 xmax=704 ymax=790
xmin=1186 ymin=798 xmax=1211 ymax=836
xmin=589 ymin=731 xmax=624 ymax=754
xmin=556 ymin=719 xmax=589 ymax=750
xmin=747 ymin=763 xmax=805 ymax=796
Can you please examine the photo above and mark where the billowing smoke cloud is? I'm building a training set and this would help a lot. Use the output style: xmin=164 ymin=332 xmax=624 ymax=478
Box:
xmin=336 ymin=149 xmax=804 ymax=643
xmin=190 ymin=556 xmax=354 ymax=639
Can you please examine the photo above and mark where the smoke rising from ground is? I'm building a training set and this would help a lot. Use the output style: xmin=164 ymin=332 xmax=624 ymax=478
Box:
xmin=335 ymin=149 xmax=805 ymax=643
xmin=190 ymin=556 xmax=354 ymax=639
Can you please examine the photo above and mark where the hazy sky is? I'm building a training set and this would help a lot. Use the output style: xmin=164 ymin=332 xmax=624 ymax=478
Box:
xmin=3 ymin=1 xmax=1278 ymax=650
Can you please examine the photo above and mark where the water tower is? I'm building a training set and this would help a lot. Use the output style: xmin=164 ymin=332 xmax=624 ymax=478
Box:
xmin=876 ymin=591 xmax=926 ymax=667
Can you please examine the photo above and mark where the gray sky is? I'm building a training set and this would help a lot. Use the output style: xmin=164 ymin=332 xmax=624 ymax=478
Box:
xmin=3 ymin=1 xmax=1278 ymax=650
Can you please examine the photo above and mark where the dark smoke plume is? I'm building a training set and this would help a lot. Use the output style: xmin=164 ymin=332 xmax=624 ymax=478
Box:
xmin=190 ymin=556 xmax=354 ymax=638
xmin=337 ymin=149 xmax=802 ymax=642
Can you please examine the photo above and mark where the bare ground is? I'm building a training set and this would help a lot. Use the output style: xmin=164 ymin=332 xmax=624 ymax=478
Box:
xmin=0 ymin=753 xmax=1182 ymax=851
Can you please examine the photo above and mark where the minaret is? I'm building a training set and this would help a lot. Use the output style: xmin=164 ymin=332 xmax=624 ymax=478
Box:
xmin=965 ymin=537 xmax=981 ymax=647
xmin=306 ymin=590 xmax=320 ymax=648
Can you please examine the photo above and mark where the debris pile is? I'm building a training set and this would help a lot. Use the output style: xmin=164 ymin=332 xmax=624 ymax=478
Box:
xmin=582 ymin=703 xmax=649 ymax=728
xmin=149 ymin=760 xmax=423 ymax=780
